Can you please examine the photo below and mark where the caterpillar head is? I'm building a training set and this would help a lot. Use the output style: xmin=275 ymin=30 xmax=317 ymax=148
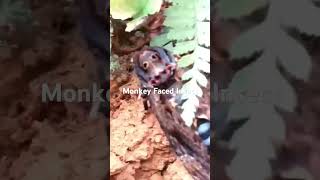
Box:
xmin=135 ymin=47 xmax=176 ymax=88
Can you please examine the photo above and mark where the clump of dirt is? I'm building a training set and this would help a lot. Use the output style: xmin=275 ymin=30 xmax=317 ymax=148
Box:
xmin=110 ymin=68 xmax=192 ymax=179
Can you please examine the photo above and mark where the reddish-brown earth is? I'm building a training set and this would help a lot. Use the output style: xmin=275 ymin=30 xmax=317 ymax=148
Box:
xmin=109 ymin=65 xmax=192 ymax=179
xmin=0 ymin=0 xmax=189 ymax=179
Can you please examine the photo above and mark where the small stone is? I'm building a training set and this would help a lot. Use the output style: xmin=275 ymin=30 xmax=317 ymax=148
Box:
xmin=154 ymin=135 xmax=162 ymax=143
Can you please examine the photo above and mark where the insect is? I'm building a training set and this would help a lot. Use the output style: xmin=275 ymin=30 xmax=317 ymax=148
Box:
xmin=135 ymin=47 xmax=211 ymax=147
xmin=134 ymin=47 xmax=177 ymax=88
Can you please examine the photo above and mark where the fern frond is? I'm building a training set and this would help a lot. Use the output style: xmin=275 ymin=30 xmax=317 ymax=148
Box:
xmin=218 ymin=0 xmax=268 ymax=19
xmin=220 ymin=0 xmax=317 ymax=179
xmin=110 ymin=0 xmax=162 ymax=32
xmin=151 ymin=0 xmax=210 ymax=127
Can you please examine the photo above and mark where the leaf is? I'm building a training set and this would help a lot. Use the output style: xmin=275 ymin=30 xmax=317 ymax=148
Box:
xmin=279 ymin=0 xmax=320 ymax=36
xmin=194 ymin=70 xmax=208 ymax=87
xmin=218 ymin=0 xmax=268 ymax=19
xmin=181 ymin=79 xmax=203 ymax=98
xmin=164 ymin=18 xmax=195 ymax=28
xmin=196 ymin=0 xmax=210 ymax=21
xmin=181 ymin=69 xmax=194 ymax=81
xmin=111 ymin=0 xmax=162 ymax=31
xmin=228 ymin=107 xmax=285 ymax=179
xmin=167 ymin=28 xmax=196 ymax=41
xmin=163 ymin=42 xmax=175 ymax=52
xmin=165 ymin=5 xmax=196 ymax=19
xmin=273 ymin=30 xmax=312 ymax=81
xmin=194 ymin=46 xmax=210 ymax=62
xmin=125 ymin=16 xmax=146 ymax=32
xmin=197 ymin=21 xmax=210 ymax=47
xmin=221 ymin=0 xmax=317 ymax=179
xmin=231 ymin=20 xmax=311 ymax=80
xmin=181 ymin=110 xmax=195 ymax=127
xmin=173 ymin=41 xmax=196 ymax=55
xmin=110 ymin=0 xmax=148 ymax=20
xmin=181 ymin=94 xmax=199 ymax=127
xmin=181 ymin=95 xmax=199 ymax=111
xmin=220 ymin=118 xmax=249 ymax=141
xmin=226 ymin=50 xmax=297 ymax=180
xmin=171 ymin=0 xmax=195 ymax=7
xmin=151 ymin=0 xmax=210 ymax=126
xmin=229 ymin=52 xmax=297 ymax=111
xmin=194 ymin=58 xmax=210 ymax=73
xmin=230 ymin=22 xmax=266 ymax=60
xmin=139 ymin=0 xmax=163 ymax=18
xmin=150 ymin=33 xmax=170 ymax=47
xmin=178 ymin=54 xmax=194 ymax=68
xmin=227 ymin=102 xmax=251 ymax=121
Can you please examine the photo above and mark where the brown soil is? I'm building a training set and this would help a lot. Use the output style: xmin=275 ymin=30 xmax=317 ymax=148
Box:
xmin=0 ymin=0 xmax=105 ymax=179
xmin=0 ymin=19 xmax=108 ymax=180
xmin=0 ymin=0 xmax=189 ymax=179
xmin=109 ymin=65 xmax=192 ymax=179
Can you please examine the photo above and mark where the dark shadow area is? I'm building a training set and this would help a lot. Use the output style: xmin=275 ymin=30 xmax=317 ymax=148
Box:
xmin=0 ymin=0 xmax=109 ymax=179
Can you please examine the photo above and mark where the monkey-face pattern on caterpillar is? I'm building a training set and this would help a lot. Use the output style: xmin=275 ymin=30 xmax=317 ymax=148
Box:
xmin=135 ymin=47 xmax=176 ymax=88
xmin=135 ymin=47 xmax=210 ymax=148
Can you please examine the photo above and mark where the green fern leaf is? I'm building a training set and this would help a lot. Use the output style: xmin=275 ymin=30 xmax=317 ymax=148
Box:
xmin=181 ymin=101 xmax=199 ymax=126
xmin=279 ymin=0 xmax=320 ymax=36
xmin=194 ymin=57 xmax=210 ymax=73
xmin=218 ymin=0 xmax=268 ymax=18
xmin=164 ymin=18 xmax=195 ymax=28
xmin=178 ymin=54 xmax=194 ymax=68
xmin=167 ymin=29 xmax=196 ymax=41
xmin=150 ymin=33 xmax=170 ymax=47
xmin=110 ymin=0 xmax=162 ymax=32
xmin=231 ymin=23 xmax=311 ymax=81
xmin=223 ymin=0 xmax=316 ymax=179
xmin=150 ymin=0 xmax=210 ymax=126
xmin=194 ymin=70 xmax=208 ymax=87
xmin=230 ymin=23 xmax=265 ymax=60
xmin=173 ymin=41 xmax=196 ymax=55
xmin=181 ymin=78 xmax=203 ymax=98
xmin=181 ymin=69 xmax=194 ymax=81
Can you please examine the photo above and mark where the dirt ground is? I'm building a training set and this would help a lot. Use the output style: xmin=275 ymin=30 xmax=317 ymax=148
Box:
xmin=0 ymin=0 xmax=190 ymax=179
xmin=109 ymin=66 xmax=192 ymax=179
xmin=0 ymin=5 xmax=108 ymax=178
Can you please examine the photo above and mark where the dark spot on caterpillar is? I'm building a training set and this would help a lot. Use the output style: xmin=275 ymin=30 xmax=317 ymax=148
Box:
xmin=143 ymin=62 xmax=149 ymax=69
xmin=155 ymin=75 xmax=161 ymax=80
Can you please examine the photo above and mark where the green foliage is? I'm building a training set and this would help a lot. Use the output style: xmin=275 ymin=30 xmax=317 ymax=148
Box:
xmin=218 ymin=0 xmax=267 ymax=18
xmin=218 ymin=0 xmax=319 ymax=179
xmin=110 ymin=0 xmax=162 ymax=32
xmin=151 ymin=0 xmax=210 ymax=126
xmin=110 ymin=20 xmax=120 ymax=72
xmin=0 ymin=0 xmax=32 ymax=26
xmin=110 ymin=55 xmax=120 ymax=72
